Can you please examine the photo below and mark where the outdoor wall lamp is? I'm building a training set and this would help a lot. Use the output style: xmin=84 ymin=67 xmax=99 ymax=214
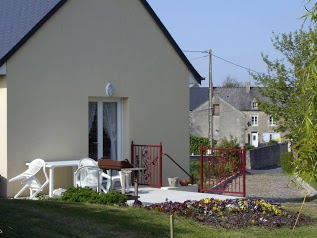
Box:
xmin=105 ymin=83 xmax=114 ymax=96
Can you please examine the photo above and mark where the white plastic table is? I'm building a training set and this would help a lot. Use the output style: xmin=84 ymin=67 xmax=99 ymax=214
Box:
xmin=27 ymin=160 xmax=79 ymax=198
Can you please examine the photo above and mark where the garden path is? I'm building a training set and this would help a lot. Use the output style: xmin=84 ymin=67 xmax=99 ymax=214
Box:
xmin=246 ymin=170 xmax=310 ymax=202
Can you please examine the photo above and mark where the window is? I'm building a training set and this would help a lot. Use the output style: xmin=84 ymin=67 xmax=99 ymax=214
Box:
xmin=269 ymin=133 xmax=273 ymax=140
xmin=213 ymin=104 xmax=220 ymax=116
xmin=269 ymin=116 xmax=276 ymax=126
xmin=251 ymin=101 xmax=258 ymax=109
xmin=251 ymin=115 xmax=258 ymax=126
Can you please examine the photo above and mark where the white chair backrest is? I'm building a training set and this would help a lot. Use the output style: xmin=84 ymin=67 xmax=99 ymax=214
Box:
xmin=78 ymin=158 xmax=97 ymax=167
xmin=75 ymin=166 xmax=101 ymax=188
xmin=25 ymin=158 xmax=45 ymax=175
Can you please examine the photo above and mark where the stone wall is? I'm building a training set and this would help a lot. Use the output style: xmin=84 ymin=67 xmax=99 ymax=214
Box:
xmin=246 ymin=143 xmax=288 ymax=169
xmin=190 ymin=143 xmax=288 ymax=170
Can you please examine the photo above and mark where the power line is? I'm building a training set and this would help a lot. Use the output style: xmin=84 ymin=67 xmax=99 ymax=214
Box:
xmin=190 ymin=55 xmax=208 ymax=61
xmin=183 ymin=50 xmax=208 ymax=53
xmin=183 ymin=49 xmax=263 ymax=75
xmin=212 ymin=54 xmax=262 ymax=74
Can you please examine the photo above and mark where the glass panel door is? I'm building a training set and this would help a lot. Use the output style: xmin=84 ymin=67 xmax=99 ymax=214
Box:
xmin=88 ymin=102 xmax=98 ymax=160
xmin=102 ymin=102 xmax=117 ymax=160
xmin=88 ymin=100 xmax=121 ymax=161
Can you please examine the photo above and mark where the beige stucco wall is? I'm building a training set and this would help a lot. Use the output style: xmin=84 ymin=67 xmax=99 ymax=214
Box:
xmin=0 ymin=75 xmax=7 ymax=197
xmin=4 ymin=0 xmax=191 ymax=197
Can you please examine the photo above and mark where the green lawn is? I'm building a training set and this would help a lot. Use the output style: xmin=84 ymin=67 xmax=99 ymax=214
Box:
xmin=0 ymin=198 xmax=317 ymax=238
xmin=308 ymin=179 xmax=317 ymax=190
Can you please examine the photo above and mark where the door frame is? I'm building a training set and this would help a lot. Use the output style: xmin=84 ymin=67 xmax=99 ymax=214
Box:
xmin=251 ymin=131 xmax=258 ymax=147
xmin=89 ymin=97 xmax=122 ymax=160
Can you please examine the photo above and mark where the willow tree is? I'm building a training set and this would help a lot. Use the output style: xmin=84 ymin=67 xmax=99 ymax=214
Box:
xmin=253 ymin=6 xmax=317 ymax=181
xmin=294 ymin=1 xmax=317 ymax=182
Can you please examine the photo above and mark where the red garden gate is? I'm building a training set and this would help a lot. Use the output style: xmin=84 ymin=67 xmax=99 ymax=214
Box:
xmin=200 ymin=146 xmax=246 ymax=197
xmin=131 ymin=141 xmax=162 ymax=187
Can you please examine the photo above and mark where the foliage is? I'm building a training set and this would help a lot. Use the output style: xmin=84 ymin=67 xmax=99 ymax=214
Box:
xmin=216 ymin=134 xmax=240 ymax=148
xmin=302 ymin=1 xmax=317 ymax=23
xmin=189 ymin=161 xmax=200 ymax=184
xmin=222 ymin=76 xmax=243 ymax=87
xmin=268 ymin=140 xmax=278 ymax=145
xmin=189 ymin=134 xmax=216 ymax=155
xmin=60 ymin=187 xmax=127 ymax=205
xmin=35 ymin=192 xmax=46 ymax=200
xmin=246 ymin=144 xmax=255 ymax=150
xmin=253 ymin=22 xmax=317 ymax=182
xmin=144 ymin=198 xmax=314 ymax=229
xmin=279 ymin=152 xmax=295 ymax=174
xmin=253 ymin=28 xmax=316 ymax=141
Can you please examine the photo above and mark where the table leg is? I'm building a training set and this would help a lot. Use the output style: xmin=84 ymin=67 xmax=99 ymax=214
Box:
xmin=120 ymin=171 xmax=126 ymax=194
xmin=72 ymin=166 xmax=77 ymax=187
xmin=49 ymin=168 xmax=55 ymax=198
xmin=134 ymin=171 xmax=139 ymax=205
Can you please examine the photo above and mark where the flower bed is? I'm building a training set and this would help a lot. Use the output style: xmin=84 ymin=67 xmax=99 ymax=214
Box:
xmin=144 ymin=198 xmax=315 ymax=229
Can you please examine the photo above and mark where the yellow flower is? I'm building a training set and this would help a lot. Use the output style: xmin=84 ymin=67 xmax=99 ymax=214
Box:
xmin=204 ymin=198 xmax=210 ymax=204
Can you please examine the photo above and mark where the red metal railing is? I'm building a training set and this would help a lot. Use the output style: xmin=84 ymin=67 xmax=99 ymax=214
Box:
xmin=162 ymin=153 xmax=194 ymax=184
xmin=200 ymin=146 xmax=246 ymax=197
xmin=131 ymin=141 xmax=162 ymax=187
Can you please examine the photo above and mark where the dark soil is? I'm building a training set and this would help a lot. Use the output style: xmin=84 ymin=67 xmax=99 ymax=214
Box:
xmin=144 ymin=198 xmax=316 ymax=230
xmin=201 ymin=210 xmax=315 ymax=229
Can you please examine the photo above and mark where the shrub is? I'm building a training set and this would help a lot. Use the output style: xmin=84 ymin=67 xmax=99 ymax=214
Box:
xmin=268 ymin=140 xmax=278 ymax=145
xmin=190 ymin=161 xmax=200 ymax=184
xmin=60 ymin=187 xmax=127 ymax=205
xmin=279 ymin=152 xmax=294 ymax=174
xmin=216 ymin=134 xmax=239 ymax=148
xmin=190 ymin=134 xmax=215 ymax=155
xmin=245 ymin=144 xmax=255 ymax=150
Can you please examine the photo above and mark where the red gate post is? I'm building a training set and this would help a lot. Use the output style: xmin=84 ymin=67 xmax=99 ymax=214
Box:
xmin=200 ymin=145 xmax=203 ymax=193
xmin=241 ymin=145 xmax=246 ymax=197
xmin=159 ymin=142 xmax=163 ymax=187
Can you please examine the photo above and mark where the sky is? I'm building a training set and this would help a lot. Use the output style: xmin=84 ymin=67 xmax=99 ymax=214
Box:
xmin=147 ymin=0 xmax=309 ymax=87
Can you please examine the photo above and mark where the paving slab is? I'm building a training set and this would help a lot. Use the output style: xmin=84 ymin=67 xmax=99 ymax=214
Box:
xmin=127 ymin=186 xmax=239 ymax=206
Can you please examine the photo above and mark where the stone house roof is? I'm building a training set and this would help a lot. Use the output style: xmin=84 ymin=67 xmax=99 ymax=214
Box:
xmin=190 ymin=86 xmax=265 ymax=111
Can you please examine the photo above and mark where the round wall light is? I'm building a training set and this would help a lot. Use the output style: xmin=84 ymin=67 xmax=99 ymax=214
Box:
xmin=105 ymin=83 xmax=114 ymax=96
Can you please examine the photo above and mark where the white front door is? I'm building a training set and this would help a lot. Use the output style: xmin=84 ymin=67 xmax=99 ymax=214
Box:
xmin=251 ymin=132 xmax=258 ymax=147
xmin=88 ymin=98 xmax=122 ymax=160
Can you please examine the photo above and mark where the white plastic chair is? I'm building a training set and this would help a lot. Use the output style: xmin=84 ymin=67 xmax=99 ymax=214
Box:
xmin=102 ymin=169 xmax=131 ymax=193
xmin=9 ymin=158 xmax=49 ymax=199
xmin=74 ymin=158 xmax=105 ymax=193
xmin=78 ymin=158 xmax=130 ymax=193
xmin=74 ymin=165 xmax=103 ymax=193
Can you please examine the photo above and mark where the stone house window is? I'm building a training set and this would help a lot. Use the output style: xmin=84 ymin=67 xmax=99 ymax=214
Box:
xmin=251 ymin=101 xmax=258 ymax=109
xmin=251 ymin=115 xmax=258 ymax=126
xmin=213 ymin=104 xmax=220 ymax=116
xmin=269 ymin=116 xmax=276 ymax=126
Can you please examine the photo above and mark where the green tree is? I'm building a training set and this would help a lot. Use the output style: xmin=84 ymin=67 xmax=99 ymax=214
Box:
xmin=253 ymin=28 xmax=316 ymax=141
xmin=216 ymin=134 xmax=240 ymax=148
xmin=222 ymin=76 xmax=243 ymax=87
xmin=253 ymin=1 xmax=317 ymax=181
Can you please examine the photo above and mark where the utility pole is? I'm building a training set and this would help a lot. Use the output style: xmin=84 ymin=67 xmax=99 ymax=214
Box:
xmin=208 ymin=49 xmax=213 ymax=148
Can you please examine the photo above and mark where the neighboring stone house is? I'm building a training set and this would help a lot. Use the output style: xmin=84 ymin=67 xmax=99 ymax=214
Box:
xmin=190 ymin=84 xmax=283 ymax=147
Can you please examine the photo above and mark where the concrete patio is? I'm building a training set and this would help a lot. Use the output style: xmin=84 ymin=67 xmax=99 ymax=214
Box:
xmin=126 ymin=186 xmax=240 ymax=206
